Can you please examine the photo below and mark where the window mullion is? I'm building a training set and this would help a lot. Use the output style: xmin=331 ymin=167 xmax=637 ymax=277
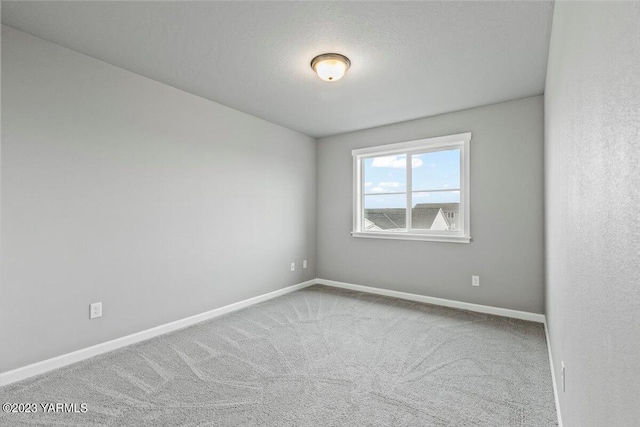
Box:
xmin=406 ymin=153 xmax=412 ymax=232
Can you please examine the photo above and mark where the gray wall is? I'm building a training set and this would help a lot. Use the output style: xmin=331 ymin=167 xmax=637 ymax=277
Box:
xmin=1 ymin=27 xmax=316 ymax=372
xmin=545 ymin=3 xmax=640 ymax=426
xmin=317 ymin=96 xmax=544 ymax=313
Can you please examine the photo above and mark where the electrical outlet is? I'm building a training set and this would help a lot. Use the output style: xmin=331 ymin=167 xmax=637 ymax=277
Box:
xmin=303 ymin=260 xmax=308 ymax=269
xmin=472 ymin=276 xmax=480 ymax=287
xmin=90 ymin=302 xmax=102 ymax=319
xmin=290 ymin=262 xmax=295 ymax=272
xmin=561 ymin=361 xmax=566 ymax=392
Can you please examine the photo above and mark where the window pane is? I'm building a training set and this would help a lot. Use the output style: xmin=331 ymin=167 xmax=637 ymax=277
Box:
xmin=363 ymin=155 xmax=407 ymax=194
xmin=412 ymin=191 xmax=460 ymax=231
xmin=412 ymin=149 xmax=460 ymax=191
xmin=364 ymin=194 xmax=406 ymax=231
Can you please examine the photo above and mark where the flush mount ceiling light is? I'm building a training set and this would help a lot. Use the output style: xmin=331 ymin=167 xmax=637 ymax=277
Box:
xmin=311 ymin=53 xmax=351 ymax=82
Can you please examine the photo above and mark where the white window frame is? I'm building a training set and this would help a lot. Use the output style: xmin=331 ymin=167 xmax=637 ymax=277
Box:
xmin=352 ymin=132 xmax=471 ymax=243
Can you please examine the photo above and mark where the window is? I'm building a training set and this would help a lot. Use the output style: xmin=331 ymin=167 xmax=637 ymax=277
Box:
xmin=352 ymin=132 xmax=471 ymax=243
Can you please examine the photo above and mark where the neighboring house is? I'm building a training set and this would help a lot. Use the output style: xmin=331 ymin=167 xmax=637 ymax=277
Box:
xmin=365 ymin=203 xmax=459 ymax=231
xmin=364 ymin=208 xmax=406 ymax=230
xmin=428 ymin=209 xmax=451 ymax=231
xmin=415 ymin=203 xmax=460 ymax=231
xmin=363 ymin=217 xmax=382 ymax=231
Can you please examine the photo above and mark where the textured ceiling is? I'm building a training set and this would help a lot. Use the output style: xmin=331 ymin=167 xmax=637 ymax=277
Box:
xmin=2 ymin=1 xmax=554 ymax=138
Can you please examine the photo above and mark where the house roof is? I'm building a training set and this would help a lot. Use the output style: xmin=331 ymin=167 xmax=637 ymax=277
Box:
xmin=365 ymin=204 xmax=457 ymax=230
xmin=364 ymin=209 xmax=406 ymax=230
xmin=414 ymin=203 xmax=459 ymax=212
xmin=412 ymin=208 xmax=442 ymax=230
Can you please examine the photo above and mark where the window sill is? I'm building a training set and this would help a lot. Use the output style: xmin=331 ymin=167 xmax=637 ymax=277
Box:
xmin=351 ymin=231 xmax=471 ymax=243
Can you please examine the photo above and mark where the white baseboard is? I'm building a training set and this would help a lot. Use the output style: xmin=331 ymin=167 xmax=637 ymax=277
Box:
xmin=544 ymin=319 xmax=564 ymax=427
xmin=0 ymin=279 xmax=316 ymax=387
xmin=316 ymin=278 xmax=546 ymax=323
xmin=2 ymin=276 xmax=559 ymax=427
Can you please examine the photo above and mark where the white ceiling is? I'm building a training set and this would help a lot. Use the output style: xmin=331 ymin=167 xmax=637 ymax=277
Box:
xmin=2 ymin=1 xmax=554 ymax=138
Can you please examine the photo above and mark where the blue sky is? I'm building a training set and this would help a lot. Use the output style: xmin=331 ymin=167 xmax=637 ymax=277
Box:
xmin=363 ymin=149 xmax=460 ymax=209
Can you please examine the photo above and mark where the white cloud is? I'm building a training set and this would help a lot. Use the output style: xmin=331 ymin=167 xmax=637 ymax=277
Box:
xmin=371 ymin=156 xmax=423 ymax=168
xmin=365 ymin=182 xmax=372 ymax=187
xmin=372 ymin=156 xmax=404 ymax=168
xmin=368 ymin=182 xmax=404 ymax=193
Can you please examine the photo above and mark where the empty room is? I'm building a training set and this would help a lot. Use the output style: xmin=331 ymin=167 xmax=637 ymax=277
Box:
xmin=1 ymin=1 xmax=638 ymax=426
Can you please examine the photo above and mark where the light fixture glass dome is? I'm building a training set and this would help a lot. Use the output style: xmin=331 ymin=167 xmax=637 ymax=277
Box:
xmin=311 ymin=53 xmax=351 ymax=82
